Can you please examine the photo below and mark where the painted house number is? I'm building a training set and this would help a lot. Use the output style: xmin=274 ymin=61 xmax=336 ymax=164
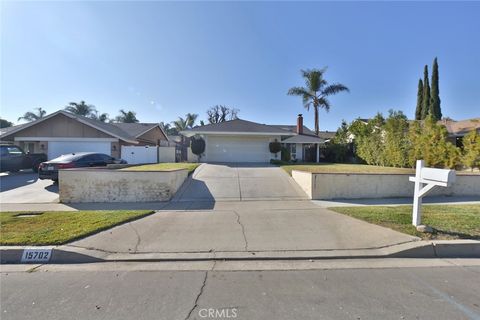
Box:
xmin=21 ymin=249 xmax=52 ymax=263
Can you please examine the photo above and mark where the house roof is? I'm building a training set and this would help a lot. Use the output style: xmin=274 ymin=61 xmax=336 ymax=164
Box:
xmin=270 ymin=125 xmax=316 ymax=135
xmin=181 ymin=119 xmax=290 ymax=137
xmin=0 ymin=110 xmax=167 ymax=143
xmin=282 ymin=134 xmax=325 ymax=144
xmin=439 ymin=118 xmax=480 ymax=136
xmin=317 ymin=131 xmax=336 ymax=140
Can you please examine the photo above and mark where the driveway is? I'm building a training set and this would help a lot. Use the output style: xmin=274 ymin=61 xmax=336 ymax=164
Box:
xmin=0 ymin=171 xmax=58 ymax=204
xmin=174 ymin=163 xmax=308 ymax=201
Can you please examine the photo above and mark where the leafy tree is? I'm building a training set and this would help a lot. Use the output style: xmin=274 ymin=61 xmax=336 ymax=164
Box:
xmin=160 ymin=122 xmax=177 ymax=136
xmin=430 ymin=57 xmax=442 ymax=121
xmin=332 ymin=120 xmax=350 ymax=144
xmin=18 ymin=107 xmax=47 ymax=122
xmin=206 ymin=105 xmax=239 ymax=124
xmin=190 ymin=136 xmax=206 ymax=161
xmin=0 ymin=118 xmax=13 ymax=128
xmin=287 ymin=68 xmax=349 ymax=135
xmin=415 ymin=79 xmax=424 ymax=120
xmin=91 ymin=111 xmax=109 ymax=122
xmin=421 ymin=65 xmax=431 ymax=119
xmin=115 ymin=109 xmax=139 ymax=123
xmin=65 ymin=101 xmax=97 ymax=117
xmin=199 ymin=120 xmax=205 ymax=126
xmin=353 ymin=113 xmax=385 ymax=166
xmin=383 ymin=110 xmax=409 ymax=167
xmin=462 ymin=130 xmax=480 ymax=171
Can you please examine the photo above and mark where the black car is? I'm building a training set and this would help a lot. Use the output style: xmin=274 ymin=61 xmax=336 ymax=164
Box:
xmin=0 ymin=144 xmax=47 ymax=173
xmin=38 ymin=152 xmax=127 ymax=181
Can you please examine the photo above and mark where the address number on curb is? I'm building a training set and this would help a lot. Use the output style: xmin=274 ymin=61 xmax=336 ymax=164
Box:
xmin=21 ymin=249 xmax=52 ymax=263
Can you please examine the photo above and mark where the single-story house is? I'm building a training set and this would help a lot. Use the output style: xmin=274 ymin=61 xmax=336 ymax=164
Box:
xmin=180 ymin=114 xmax=325 ymax=162
xmin=439 ymin=118 xmax=480 ymax=147
xmin=0 ymin=110 xmax=168 ymax=160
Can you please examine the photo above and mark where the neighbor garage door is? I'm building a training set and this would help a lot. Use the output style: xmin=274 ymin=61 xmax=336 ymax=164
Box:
xmin=48 ymin=141 xmax=111 ymax=160
xmin=206 ymin=136 xmax=271 ymax=162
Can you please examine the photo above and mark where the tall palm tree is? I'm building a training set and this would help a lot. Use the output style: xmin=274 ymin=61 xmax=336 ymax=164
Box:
xmin=18 ymin=107 xmax=47 ymax=122
xmin=115 ymin=109 xmax=139 ymax=123
xmin=288 ymin=68 xmax=349 ymax=135
xmin=64 ymin=101 xmax=97 ymax=117
xmin=91 ymin=111 xmax=109 ymax=122
xmin=185 ymin=113 xmax=198 ymax=128
xmin=172 ymin=117 xmax=188 ymax=132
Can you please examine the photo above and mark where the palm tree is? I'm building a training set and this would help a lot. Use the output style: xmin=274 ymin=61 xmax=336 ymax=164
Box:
xmin=172 ymin=117 xmax=188 ymax=132
xmin=91 ymin=111 xmax=109 ymax=122
xmin=18 ymin=107 xmax=47 ymax=122
xmin=115 ymin=109 xmax=139 ymax=123
xmin=185 ymin=113 xmax=198 ymax=128
xmin=288 ymin=68 xmax=349 ymax=135
xmin=64 ymin=101 xmax=97 ymax=117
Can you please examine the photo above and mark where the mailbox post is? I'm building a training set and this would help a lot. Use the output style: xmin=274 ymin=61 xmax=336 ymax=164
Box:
xmin=409 ymin=160 xmax=456 ymax=226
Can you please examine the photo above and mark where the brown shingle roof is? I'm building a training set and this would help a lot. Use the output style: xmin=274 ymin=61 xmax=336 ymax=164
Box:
xmin=439 ymin=118 xmax=480 ymax=136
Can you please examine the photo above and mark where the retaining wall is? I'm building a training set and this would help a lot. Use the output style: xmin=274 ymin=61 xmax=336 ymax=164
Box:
xmin=59 ymin=168 xmax=188 ymax=203
xmin=291 ymin=170 xmax=480 ymax=200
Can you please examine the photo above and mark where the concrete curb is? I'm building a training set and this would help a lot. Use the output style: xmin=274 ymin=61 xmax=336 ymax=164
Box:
xmin=2 ymin=240 xmax=479 ymax=264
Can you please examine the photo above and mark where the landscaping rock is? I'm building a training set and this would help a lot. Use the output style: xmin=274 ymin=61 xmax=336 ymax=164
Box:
xmin=416 ymin=225 xmax=434 ymax=233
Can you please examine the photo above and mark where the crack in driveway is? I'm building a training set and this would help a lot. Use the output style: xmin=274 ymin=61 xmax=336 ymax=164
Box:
xmin=233 ymin=210 xmax=249 ymax=251
xmin=128 ymin=223 xmax=141 ymax=253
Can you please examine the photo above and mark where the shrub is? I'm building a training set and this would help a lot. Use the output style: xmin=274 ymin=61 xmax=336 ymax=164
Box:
xmin=462 ymin=130 xmax=480 ymax=170
xmin=190 ymin=137 xmax=206 ymax=161
xmin=269 ymin=141 xmax=282 ymax=157
xmin=322 ymin=143 xmax=349 ymax=163
xmin=281 ymin=146 xmax=291 ymax=162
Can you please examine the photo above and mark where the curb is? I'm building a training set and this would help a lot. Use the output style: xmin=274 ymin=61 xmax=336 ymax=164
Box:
xmin=1 ymin=240 xmax=479 ymax=264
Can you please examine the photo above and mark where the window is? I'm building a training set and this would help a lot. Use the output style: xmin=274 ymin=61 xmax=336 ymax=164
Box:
xmin=7 ymin=146 xmax=23 ymax=155
xmin=289 ymin=144 xmax=297 ymax=160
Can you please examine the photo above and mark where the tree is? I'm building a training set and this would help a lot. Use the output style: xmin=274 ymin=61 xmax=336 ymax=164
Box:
xmin=115 ymin=109 xmax=139 ymax=123
xmin=18 ymin=107 xmax=47 ymax=122
xmin=172 ymin=117 xmax=188 ymax=132
xmin=353 ymin=113 xmax=386 ymax=166
xmin=383 ymin=110 xmax=409 ymax=167
xmin=185 ymin=113 xmax=198 ymax=128
xmin=269 ymin=140 xmax=282 ymax=158
xmin=421 ymin=65 xmax=431 ymax=119
xmin=288 ymin=68 xmax=349 ymax=135
xmin=462 ymin=130 xmax=480 ymax=171
xmin=160 ymin=122 xmax=177 ymax=136
xmin=206 ymin=105 xmax=239 ymax=124
xmin=65 ymin=101 xmax=97 ymax=117
xmin=91 ymin=111 xmax=109 ymax=122
xmin=0 ymin=118 xmax=13 ymax=128
xmin=430 ymin=57 xmax=442 ymax=121
xmin=415 ymin=79 xmax=424 ymax=120
xmin=190 ymin=136 xmax=206 ymax=161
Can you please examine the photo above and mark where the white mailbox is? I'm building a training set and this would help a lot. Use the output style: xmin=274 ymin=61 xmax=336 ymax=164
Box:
xmin=409 ymin=160 xmax=456 ymax=226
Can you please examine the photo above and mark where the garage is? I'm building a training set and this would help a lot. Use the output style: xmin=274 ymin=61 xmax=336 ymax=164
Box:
xmin=48 ymin=141 xmax=111 ymax=160
xmin=206 ymin=136 xmax=271 ymax=162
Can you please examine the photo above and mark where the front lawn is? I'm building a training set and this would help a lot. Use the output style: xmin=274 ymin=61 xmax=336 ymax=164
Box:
xmin=0 ymin=210 xmax=153 ymax=246
xmin=280 ymin=162 xmax=415 ymax=176
xmin=122 ymin=163 xmax=199 ymax=174
xmin=329 ymin=205 xmax=480 ymax=240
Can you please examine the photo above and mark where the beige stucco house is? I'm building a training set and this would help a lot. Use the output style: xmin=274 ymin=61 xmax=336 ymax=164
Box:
xmin=0 ymin=110 xmax=168 ymax=160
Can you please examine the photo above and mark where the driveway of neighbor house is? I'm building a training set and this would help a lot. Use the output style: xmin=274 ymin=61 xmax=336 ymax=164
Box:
xmin=70 ymin=163 xmax=417 ymax=255
xmin=0 ymin=171 xmax=59 ymax=204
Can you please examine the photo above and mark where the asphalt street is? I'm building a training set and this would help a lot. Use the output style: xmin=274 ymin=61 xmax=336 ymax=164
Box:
xmin=2 ymin=262 xmax=480 ymax=320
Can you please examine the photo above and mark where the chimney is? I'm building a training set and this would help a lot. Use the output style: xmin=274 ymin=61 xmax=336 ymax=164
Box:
xmin=297 ymin=114 xmax=303 ymax=134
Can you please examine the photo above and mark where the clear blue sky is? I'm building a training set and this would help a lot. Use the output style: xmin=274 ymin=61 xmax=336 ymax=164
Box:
xmin=1 ymin=1 xmax=479 ymax=131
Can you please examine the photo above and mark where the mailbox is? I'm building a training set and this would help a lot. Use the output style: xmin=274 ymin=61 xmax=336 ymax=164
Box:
xmin=409 ymin=160 xmax=456 ymax=226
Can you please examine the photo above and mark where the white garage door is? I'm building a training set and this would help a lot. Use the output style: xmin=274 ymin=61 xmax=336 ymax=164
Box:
xmin=48 ymin=141 xmax=111 ymax=160
xmin=206 ymin=136 xmax=271 ymax=162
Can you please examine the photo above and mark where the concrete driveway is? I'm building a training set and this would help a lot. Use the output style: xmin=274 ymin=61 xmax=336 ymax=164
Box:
xmin=174 ymin=163 xmax=308 ymax=201
xmin=0 ymin=171 xmax=58 ymax=204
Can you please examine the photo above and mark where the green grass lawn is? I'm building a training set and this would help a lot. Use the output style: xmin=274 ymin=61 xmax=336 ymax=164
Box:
xmin=280 ymin=162 xmax=415 ymax=175
xmin=329 ymin=205 xmax=480 ymax=240
xmin=0 ymin=210 xmax=153 ymax=246
xmin=122 ymin=163 xmax=200 ymax=174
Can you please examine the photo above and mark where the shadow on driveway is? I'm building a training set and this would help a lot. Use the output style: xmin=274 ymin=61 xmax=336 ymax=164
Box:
xmin=0 ymin=170 xmax=38 ymax=192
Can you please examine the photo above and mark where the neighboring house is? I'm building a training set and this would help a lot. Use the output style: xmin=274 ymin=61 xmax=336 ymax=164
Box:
xmin=0 ymin=110 xmax=168 ymax=160
xmin=180 ymin=114 xmax=324 ymax=162
xmin=439 ymin=118 xmax=480 ymax=147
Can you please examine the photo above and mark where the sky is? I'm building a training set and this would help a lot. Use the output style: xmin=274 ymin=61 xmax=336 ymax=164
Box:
xmin=1 ymin=1 xmax=479 ymax=131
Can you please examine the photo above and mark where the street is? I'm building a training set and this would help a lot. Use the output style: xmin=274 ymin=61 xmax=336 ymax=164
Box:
xmin=1 ymin=260 xmax=480 ymax=320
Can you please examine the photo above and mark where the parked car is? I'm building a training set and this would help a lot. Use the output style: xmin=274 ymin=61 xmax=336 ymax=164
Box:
xmin=38 ymin=152 xmax=127 ymax=181
xmin=0 ymin=144 xmax=47 ymax=173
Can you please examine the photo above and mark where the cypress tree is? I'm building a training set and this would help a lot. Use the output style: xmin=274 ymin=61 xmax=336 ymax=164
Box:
xmin=430 ymin=57 xmax=442 ymax=121
xmin=421 ymin=65 xmax=431 ymax=119
xmin=415 ymin=79 xmax=424 ymax=120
